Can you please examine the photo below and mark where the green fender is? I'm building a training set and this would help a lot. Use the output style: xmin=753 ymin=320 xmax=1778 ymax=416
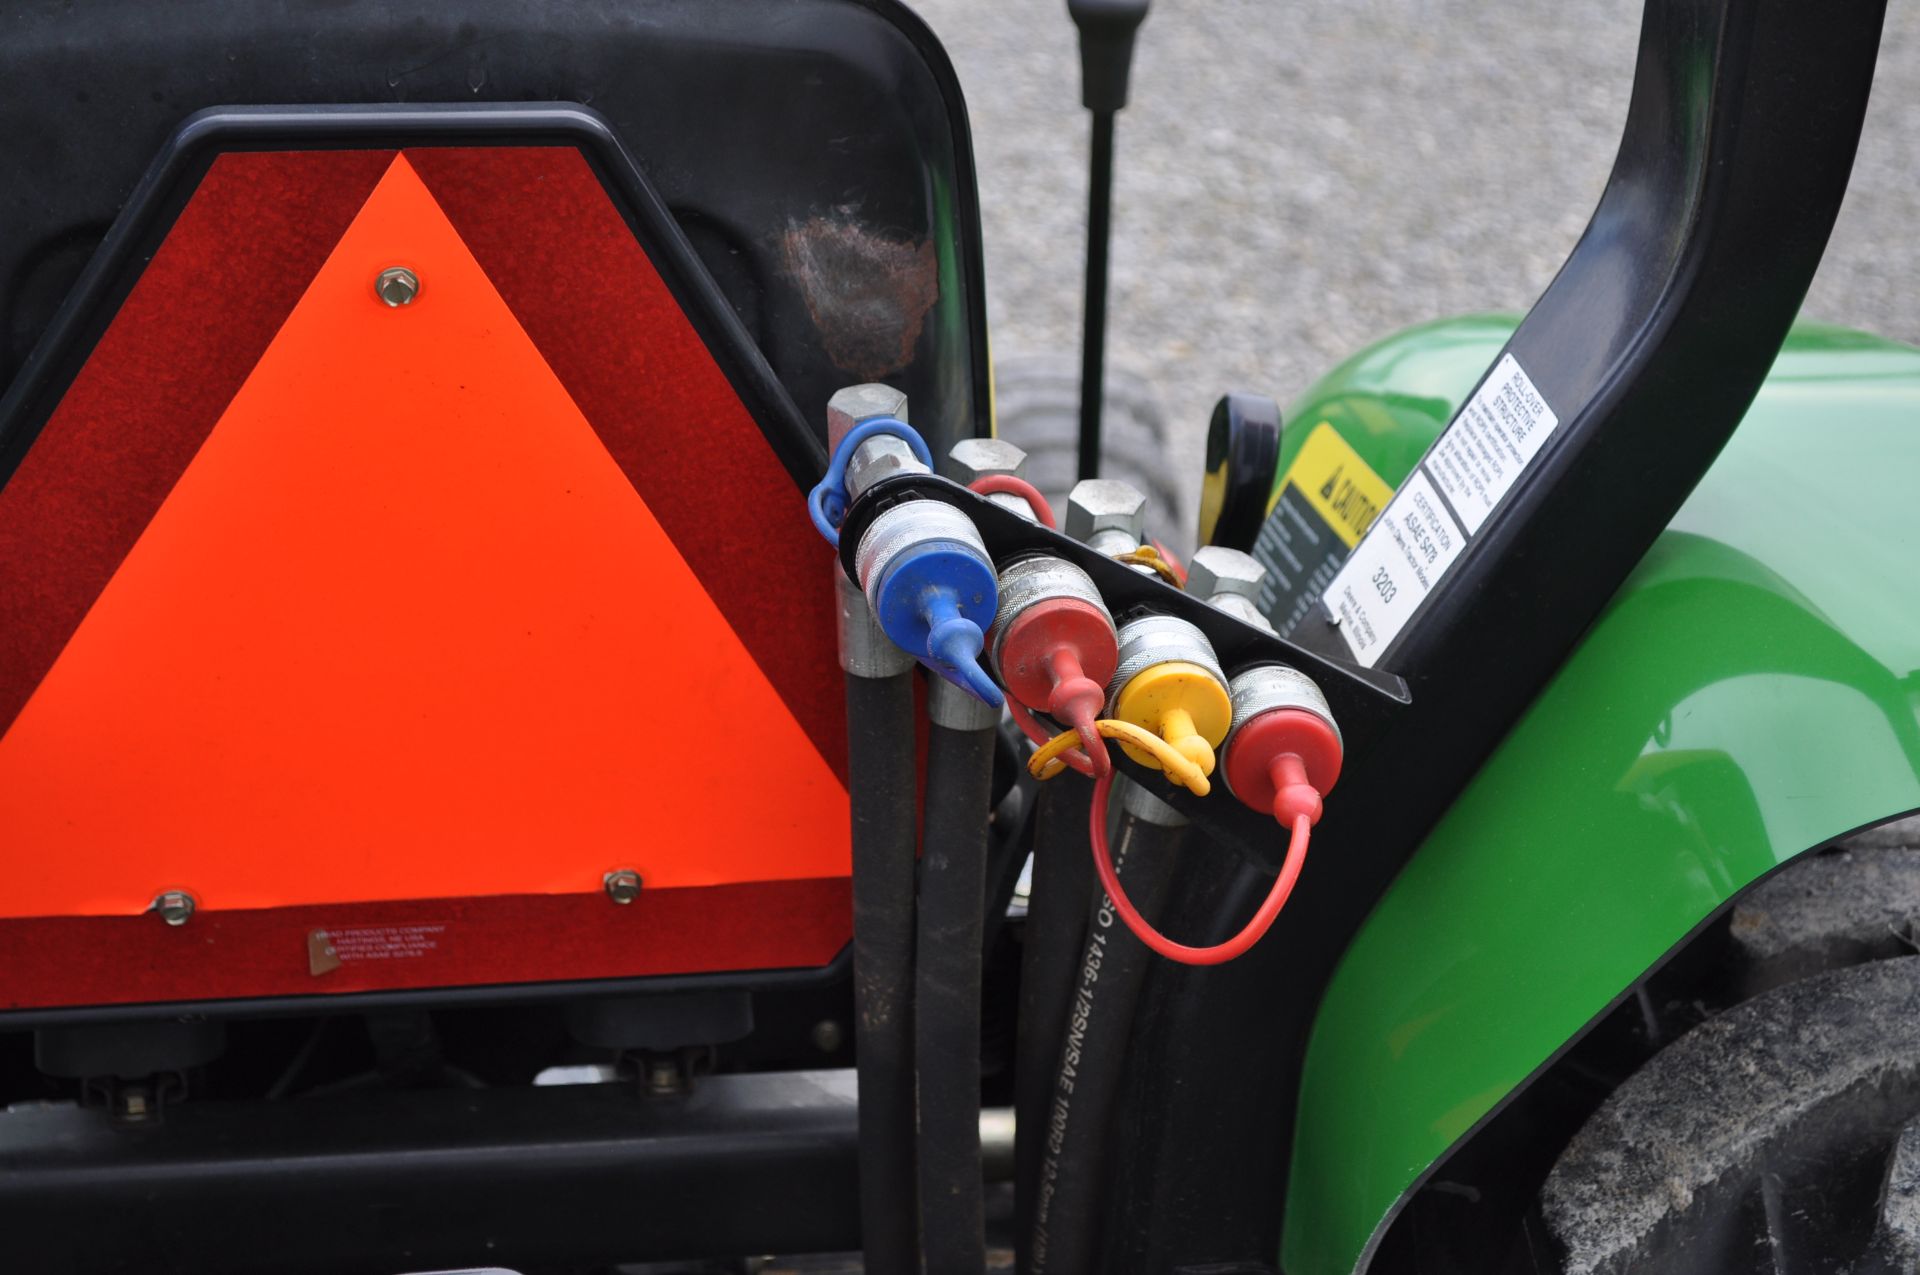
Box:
xmin=1274 ymin=317 xmax=1920 ymax=1274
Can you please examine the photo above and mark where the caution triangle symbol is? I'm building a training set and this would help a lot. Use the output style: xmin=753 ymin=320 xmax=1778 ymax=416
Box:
xmin=0 ymin=154 xmax=849 ymax=919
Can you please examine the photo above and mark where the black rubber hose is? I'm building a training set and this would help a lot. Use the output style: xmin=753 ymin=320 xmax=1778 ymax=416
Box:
xmin=1015 ymin=773 xmax=1095 ymax=1275
xmin=1029 ymin=791 xmax=1185 ymax=1275
xmin=846 ymin=670 xmax=919 ymax=1274
xmin=916 ymin=718 xmax=996 ymax=1275
xmin=981 ymin=719 xmax=1040 ymax=960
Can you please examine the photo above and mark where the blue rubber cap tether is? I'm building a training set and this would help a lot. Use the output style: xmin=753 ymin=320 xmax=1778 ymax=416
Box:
xmin=927 ymin=599 xmax=1004 ymax=707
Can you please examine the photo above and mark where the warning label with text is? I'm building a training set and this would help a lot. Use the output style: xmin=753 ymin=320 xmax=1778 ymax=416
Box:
xmin=1322 ymin=471 xmax=1465 ymax=663
xmin=1424 ymin=352 xmax=1559 ymax=534
xmin=309 ymin=923 xmax=448 ymax=976
xmin=1251 ymin=423 xmax=1395 ymax=635
xmin=1323 ymin=353 xmax=1559 ymax=666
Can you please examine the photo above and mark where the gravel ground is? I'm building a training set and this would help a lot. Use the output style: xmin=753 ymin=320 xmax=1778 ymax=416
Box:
xmin=910 ymin=0 xmax=1920 ymax=539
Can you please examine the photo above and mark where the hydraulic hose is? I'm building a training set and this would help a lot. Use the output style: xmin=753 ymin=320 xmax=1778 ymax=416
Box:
xmin=1015 ymin=772 xmax=1095 ymax=1275
xmin=838 ymin=566 xmax=920 ymax=1274
xmin=916 ymin=681 xmax=998 ymax=1275
xmin=1029 ymin=779 xmax=1185 ymax=1275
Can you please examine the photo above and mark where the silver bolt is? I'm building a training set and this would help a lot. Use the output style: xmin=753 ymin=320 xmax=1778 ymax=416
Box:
xmin=152 ymin=891 xmax=195 ymax=926
xmin=1187 ymin=546 xmax=1265 ymax=600
xmin=375 ymin=266 xmax=420 ymax=308
xmin=646 ymin=1057 xmax=685 ymax=1096
xmin=1066 ymin=478 xmax=1149 ymax=563
xmin=1188 ymin=546 xmax=1276 ymax=635
xmin=826 ymin=383 xmax=910 ymax=450
xmin=944 ymin=438 xmax=1039 ymax=521
xmin=603 ymin=869 xmax=643 ymax=905
xmin=827 ymin=384 xmax=924 ymax=503
xmin=942 ymin=437 xmax=1028 ymax=486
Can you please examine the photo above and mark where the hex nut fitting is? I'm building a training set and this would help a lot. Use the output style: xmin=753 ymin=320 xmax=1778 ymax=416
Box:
xmin=942 ymin=437 xmax=1030 ymax=485
xmin=603 ymin=869 xmax=643 ymax=905
xmin=1188 ymin=546 xmax=1276 ymax=635
xmin=826 ymin=383 xmax=910 ymax=451
xmin=946 ymin=438 xmax=1041 ymax=520
xmin=1064 ymin=479 xmax=1148 ymax=543
xmin=375 ymin=266 xmax=420 ymax=307
xmin=1187 ymin=546 xmax=1266 ymax=600
xmin=152 ymin=890 xmax=196 ymax=926
xmin=827 ymin=384 xmax=924 ymax=502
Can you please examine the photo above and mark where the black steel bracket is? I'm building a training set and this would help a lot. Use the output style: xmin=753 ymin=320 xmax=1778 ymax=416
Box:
xmin=836 ymin=472 xmax=1409 ymax=868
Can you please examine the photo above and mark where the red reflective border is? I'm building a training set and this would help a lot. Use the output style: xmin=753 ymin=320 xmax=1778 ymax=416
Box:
xmin=0 ymin=878 xmax=850 ymax=1012
xmin=0 ymin=151 xmax=395 ymax=736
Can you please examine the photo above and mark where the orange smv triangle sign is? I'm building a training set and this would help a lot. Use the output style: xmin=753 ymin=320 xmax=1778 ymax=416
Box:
xmin=0 ymin=154 xmax=849 ymax=920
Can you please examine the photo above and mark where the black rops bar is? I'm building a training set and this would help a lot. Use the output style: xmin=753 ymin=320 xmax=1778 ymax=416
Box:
xmin=1095 ymin=2 xmax=1892 ymax=1272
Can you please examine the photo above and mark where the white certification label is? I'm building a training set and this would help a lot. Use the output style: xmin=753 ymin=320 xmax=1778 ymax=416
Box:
xmin=1424 ymin=353 xmax=1560 ymax=534
xmin=1322 ymin=352 xmax=1559 ymax=667
xmin=1323 ymin=470 xmax=1465 ymax=665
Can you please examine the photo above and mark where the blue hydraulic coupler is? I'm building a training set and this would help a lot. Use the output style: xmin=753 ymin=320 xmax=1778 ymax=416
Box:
xmin=853 ymin=501 xmax=1003 ymax=707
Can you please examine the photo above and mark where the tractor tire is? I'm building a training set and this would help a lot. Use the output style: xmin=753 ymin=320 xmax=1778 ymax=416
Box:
xmin=1542 ymin=838 xmax=1920 ymax=1275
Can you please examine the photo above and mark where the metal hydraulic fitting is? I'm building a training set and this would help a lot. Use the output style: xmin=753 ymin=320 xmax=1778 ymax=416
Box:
xmin=835 ymin=561 xmax=915 ymax=680
xmin=853 ymin=499 xmax=1003 ymax=706
xmin=1222 ymin=664 xmax=1343 ymax=825
xmin=929 ymin=675 xmax=1002 ymax=733
xmin=828 ymin=383 xmax=926 ymax=503
xmin=943 ymin=437 xmax=1039 ymax=522
xmin=1066 ymin=478 xmax=1146 ymax=555
xmin=1187 ymin=546 xmax=1276 ymax=636
xmin=1105 ymin=613 xmax=1232 ymax=777
xmin=1065 ymin=478 xmax=1156 ymax=575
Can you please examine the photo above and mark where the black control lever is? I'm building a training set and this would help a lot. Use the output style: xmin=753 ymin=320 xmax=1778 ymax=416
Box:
xmin=1067 ymin=0 xmax=1150 ymax=483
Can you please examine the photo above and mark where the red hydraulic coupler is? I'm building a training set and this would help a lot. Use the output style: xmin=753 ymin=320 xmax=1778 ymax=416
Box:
xmin=989 ymin=557 xmax=1119 ymax=775
xmin=1221 ymin=664 xmax=1343 ymax=827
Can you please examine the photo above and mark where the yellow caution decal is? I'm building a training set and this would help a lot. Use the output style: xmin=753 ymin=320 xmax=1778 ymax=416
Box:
xmin=1251 ymin=423 xmax=1396 ymax=635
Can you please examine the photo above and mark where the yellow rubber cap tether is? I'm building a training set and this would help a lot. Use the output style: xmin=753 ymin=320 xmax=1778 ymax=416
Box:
xmin=1028 ymin=719 xmax=1212 ymax=796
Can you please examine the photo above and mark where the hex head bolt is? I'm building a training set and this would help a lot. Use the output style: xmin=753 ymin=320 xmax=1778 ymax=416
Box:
xmin=1187 ymin=546 xmax=1276 ymax=635
xmin=603 ymin=870 xmax=643 ymax=905
xmin=375 ymin=266 xmax=420 ymax=307
xmin=151 ymin=891 xmax=196 ymax=926
xmin=828 ymin=383 xmax=925 ymax=504
xmin=944 ymin=437 xmax=1042 ymax=522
